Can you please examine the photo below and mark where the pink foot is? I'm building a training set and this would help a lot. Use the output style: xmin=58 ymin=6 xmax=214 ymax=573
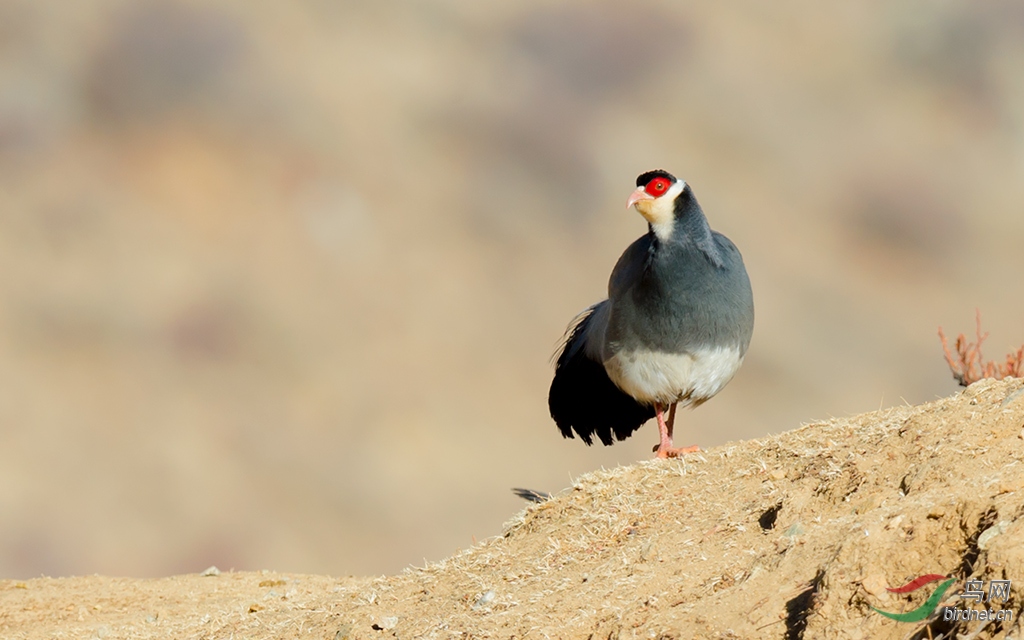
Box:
xmin=651 ymin=402 xmax=700 ymax=459
xmin=654 ymin=444 xmax=700 ymax=458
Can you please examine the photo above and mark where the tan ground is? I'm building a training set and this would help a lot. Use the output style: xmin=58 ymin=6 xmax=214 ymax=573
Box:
xmin=4 ymin=377 xmax=1023 ymax=639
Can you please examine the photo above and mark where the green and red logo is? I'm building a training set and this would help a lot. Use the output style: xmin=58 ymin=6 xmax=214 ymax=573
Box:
xmin=871 ymin=574 xmax=955 ymax=622
xmin=871 ymin=574 xmax=1015 ymax=623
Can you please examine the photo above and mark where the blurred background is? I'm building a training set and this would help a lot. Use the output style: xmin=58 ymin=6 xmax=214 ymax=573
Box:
xmin=1 ymin=0 xmax=1023 ymax=579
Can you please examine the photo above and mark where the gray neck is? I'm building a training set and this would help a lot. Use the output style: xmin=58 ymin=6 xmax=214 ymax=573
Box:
xmin=654 ymin=185 xmax=723 ymax=268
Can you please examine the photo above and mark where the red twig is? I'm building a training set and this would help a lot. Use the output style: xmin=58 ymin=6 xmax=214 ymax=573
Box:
xmin=938 ymin=310 xmax=1024 ymax=387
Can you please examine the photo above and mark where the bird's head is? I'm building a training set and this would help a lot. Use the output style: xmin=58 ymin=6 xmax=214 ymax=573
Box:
xmin=627 ymin=170 xmax=686 ymax=238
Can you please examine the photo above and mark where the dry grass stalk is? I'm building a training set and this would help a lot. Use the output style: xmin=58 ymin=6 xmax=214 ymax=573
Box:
xmin=938 ymin=309 xmax=1024 ymax=387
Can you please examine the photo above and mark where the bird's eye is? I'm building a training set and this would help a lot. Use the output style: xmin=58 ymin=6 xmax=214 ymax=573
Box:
xmin=645 ymin=178 xmax=670 ymax=196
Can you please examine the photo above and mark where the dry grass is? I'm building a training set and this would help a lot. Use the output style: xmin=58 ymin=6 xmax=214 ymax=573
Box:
xmin=4 ymin=378 xmax=1024 ymax=639
xmin=939 ymin=310 xmax=1024 ymax=387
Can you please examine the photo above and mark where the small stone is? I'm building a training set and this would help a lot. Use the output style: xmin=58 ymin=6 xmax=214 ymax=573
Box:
xmin=333 ymin=625 xmax=353 ymax=640
xmin=1001 ymin=387 xmax=1024 ymax=407
xmin=200 ymin=566 xmax=220 ymax=577
xmin=885 ymin=515 xmax=904 ymax=530
xmin=248 ymin=603 xmax=264 ymax=613
xmin=770 ymin=469 xmax=786 ymax=480
xmin=927 ymin=506 xmax=946 ymax=519
xmin=978 ymin=521 xmax=1010 ymax=550
xmin=472 ymin=590 xmax=496 ymax=610
xmin=372 ymin=616 xmax=398 ymax=630
xmin=861 ymin=574 xmax=888 ymax=597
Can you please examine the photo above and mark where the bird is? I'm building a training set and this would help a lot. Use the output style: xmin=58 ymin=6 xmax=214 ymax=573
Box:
xmin=548 ymin=170 xmax=753 ymax=458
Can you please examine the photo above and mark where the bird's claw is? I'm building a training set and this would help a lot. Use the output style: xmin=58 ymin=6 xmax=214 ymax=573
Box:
xmin=653 ymin=444 xmax=700 ymax=458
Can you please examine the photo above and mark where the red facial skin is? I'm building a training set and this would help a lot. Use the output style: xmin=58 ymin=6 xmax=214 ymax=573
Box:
xmin=627 ymin=176 xmax=675 ymax=209
xmin=644 ymin=177 xmax=672 ymax=197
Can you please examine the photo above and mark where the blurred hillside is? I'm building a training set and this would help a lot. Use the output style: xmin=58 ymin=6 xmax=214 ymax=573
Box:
xmin=1 ymin=0 xmax=1023 ymax=579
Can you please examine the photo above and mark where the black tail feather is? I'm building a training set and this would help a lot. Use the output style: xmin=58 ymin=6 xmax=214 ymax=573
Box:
xmin=511 ymin=488 xmax=551 ymax=503
xmin=548 ymin=307 xmax=654 ymax=446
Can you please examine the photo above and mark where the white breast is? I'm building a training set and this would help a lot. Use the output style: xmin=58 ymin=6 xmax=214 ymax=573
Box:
xmin=603 ymin=345 xmax=744 ymax=406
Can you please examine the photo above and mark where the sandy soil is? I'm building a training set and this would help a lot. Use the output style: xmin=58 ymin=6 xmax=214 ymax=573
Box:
xmin=3 ymin=377 xmax=1023 ymax=639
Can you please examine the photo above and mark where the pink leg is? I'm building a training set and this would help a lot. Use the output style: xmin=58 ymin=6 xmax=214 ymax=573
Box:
xmin=653 ymin=402 xmax=700 ymax=459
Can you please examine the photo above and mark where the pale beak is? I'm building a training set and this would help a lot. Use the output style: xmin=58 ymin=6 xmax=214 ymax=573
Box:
xmin=626 ymin=187 xmax=654 ymax=209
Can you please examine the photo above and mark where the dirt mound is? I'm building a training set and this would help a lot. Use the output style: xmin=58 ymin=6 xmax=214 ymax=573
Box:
xmin=4 ymin=378 xmax=1024 ymax=639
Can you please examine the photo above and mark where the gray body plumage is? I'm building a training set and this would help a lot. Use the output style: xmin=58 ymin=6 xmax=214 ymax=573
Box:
xmin=548 ymin=179 xmax=753 ymax=445
xmin=605 ymin=220 xmax=753 ymax=359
